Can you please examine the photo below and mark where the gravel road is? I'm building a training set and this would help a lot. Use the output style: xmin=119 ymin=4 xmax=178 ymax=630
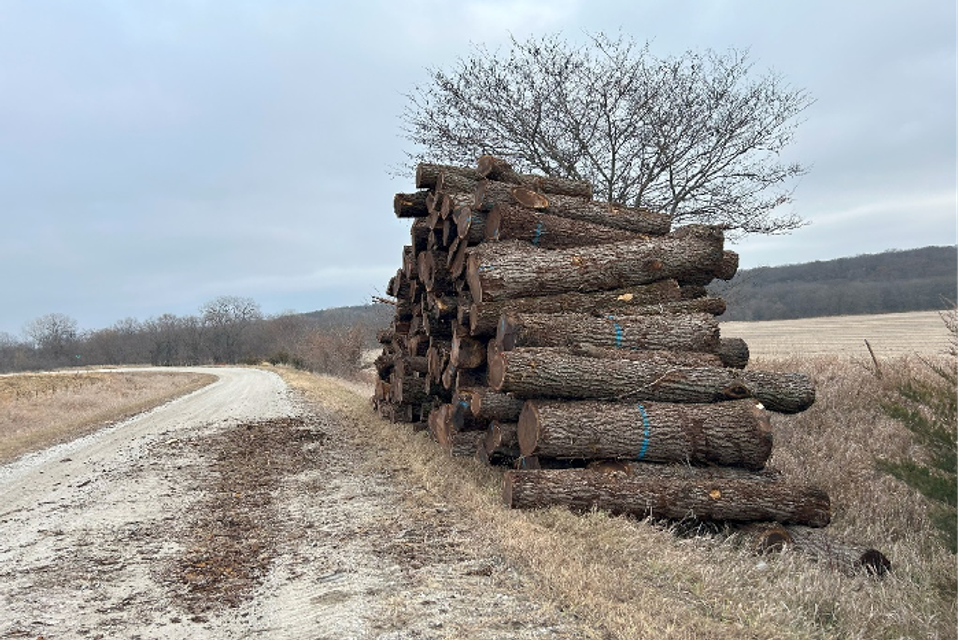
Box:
xmin=0 ymin=367 xmax=591 ymax=639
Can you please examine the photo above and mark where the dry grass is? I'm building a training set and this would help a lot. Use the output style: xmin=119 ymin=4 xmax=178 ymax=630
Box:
xmin=278 ymin=349 xmax=957 ymax=640
xmin=0 ymin=370 xmax=216 ymax=463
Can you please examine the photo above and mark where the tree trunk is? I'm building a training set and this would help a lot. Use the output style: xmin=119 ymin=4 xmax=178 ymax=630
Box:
xmin=474 ymin=180 xmax=549 ymax=211
xmin=453 ymin=207 xmax=488 ymax=245
xmin=476 ymin=155 xmax=594 ymax=198
xmin=468 ymin=280 xmax=687 ymax=336
xmin=502 ymin=465 xmax=831 ymax=527
xmin=518 ymin=398 xmax=772 ymax=470
xmin=394 ymin=191 xmax=430 ymax=218
xmin=416 ymin=163 xmax=481 ymax=189
xmin=488 ymin=348 xmax=815 ymax=414
xmin=469 ymin=387 xmax=526 ymax=422
xmin=747 ymin=524 xmax=891 ymax=576
xmin=541 ymin=193 xmax=672 ymax=235
xmin=417 ymin=249 xmax=452 ymax=293
xmin=485 ymin=203 xmax=644 ymax=248
xmin=680 ymin=250 xmax=740 ymax=285
xmin=497 ymin=312 xmax=720 ymax=354
xmin=437 ymin=171 xmax=480 ymax=196
xmin=466 ymin=225 xmax=725 ymax=303
xmin=719 ymin=337 xmax=750 ymax=369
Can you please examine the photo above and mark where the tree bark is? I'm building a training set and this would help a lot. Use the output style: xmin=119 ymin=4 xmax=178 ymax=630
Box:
xmin=466 ymin=225 xmax=725 ymax=303
xmin=417 ymin=249 xmax=452 ymax=293
xmin=748 ymin=524 xmax=891 ymax=576
xmin=391 ymin=371 xmax=428 ymax=405
xmin=496 ymin=312 xmax=720 ymax=354
xmin=502 ymin=465 xmax=831 ymax=527
xmin=416 ymin=163 xmax=481 ymax=190
xmin=469 ymin=387 xmax=526 ymax=422
xmin=485 ymin=203 xmax=644 ymax=248
xmin=474 ymin=180 xmax=549 ymax=211
xmin=488 ymin=348 xmax=815 ymax=414
xmin=476 ymin=155 xmax=594 ymax=198
xmin=394 ymin=191 xmax=430 ymax=218
xmin=468 ymin=280 xmax=686 ymax=336
xmin=454 ymin=207 xmax=488 ymax=246
xmin=719 ymin=337 xmax=750 ymax=369
xmin=680 ymin=250 xmax=740 ymax=285
xmin=541 ymin=193 xmax=672 ymax=235
xmin=517 ymin=398 xmax=772 ymax=470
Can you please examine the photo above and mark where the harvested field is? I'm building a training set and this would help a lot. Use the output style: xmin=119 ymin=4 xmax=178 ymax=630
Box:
xmin=0 ymin=369 xmax=216 ymax=463
xmin=721 ymin=310 xmax=955 ymax=359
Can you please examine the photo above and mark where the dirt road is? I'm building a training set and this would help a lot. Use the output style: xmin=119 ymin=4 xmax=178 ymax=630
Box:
xmin=0 ymin=367 xmax=591 ymax=639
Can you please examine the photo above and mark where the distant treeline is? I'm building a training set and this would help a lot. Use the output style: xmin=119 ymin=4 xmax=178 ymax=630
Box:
xmin=710 ymin=246 xmax=958 ymax=321
xmin=0 ymin=296 xmax=395 ymax=375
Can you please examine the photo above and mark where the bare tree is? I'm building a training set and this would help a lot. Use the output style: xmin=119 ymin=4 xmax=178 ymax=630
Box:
xmin=200 ymin=295 xmax=262 ymax=364
xmin=23 ymin=312 xmax=79 ymax=364
xmin=402 ymin=32 xmax=813 ymax=237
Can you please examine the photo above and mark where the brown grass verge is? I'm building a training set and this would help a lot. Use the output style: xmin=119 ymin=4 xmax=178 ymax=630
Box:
xmin=0 ymin=370 xmax=217 ymax=463
xmin=277 ymin=359 xmax=957 ymax=640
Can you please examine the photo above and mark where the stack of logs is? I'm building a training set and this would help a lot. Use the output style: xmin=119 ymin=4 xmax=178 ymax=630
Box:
xmin=373 ymin=156 xmax=886 ymax=574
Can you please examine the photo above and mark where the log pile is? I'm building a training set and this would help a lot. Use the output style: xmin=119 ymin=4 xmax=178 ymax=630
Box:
xmin=375 ymin=156 xmax=830 ymax=530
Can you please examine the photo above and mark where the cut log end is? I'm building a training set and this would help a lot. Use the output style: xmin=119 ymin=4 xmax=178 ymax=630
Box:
xmin=517 ymin=401 xmax=540 ymax=456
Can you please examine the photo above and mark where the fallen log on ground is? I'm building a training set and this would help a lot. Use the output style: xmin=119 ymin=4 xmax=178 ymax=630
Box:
xmin=503 ymin=464 xmax=831 ymax=527
xmin=742 ymin=523 xmax=891 ymax=576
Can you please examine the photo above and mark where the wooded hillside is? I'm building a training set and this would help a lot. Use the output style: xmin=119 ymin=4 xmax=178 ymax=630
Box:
xmin=708 ymin=246 xmax=957 ymax=321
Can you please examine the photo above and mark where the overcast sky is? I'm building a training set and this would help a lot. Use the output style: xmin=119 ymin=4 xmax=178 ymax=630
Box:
xmin=0 ymin=0 xmax=956 ymax=336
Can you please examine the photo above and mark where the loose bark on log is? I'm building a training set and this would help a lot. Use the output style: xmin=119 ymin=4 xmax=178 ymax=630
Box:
xmin=541 ymin=193 xmax=672 ymax=235
xmin=468 ymin=281 xmax=686 ymax=336
xmin=518 ymin=398 xmax=772 ymax=470
xmin=394 ymin=191 xmax=430 ymax=218
xmin=416 ymin=163 xmax=481 ymax=190
xmin=719 ymin=337 xmax=750 ymax=369
xmin=488 ymin=348 xmax=816 ymax=413
xmin=466 ymin=226 xmax=725 ymax=303
xmin=485 ymin=203 xmax=644 ymax=249
xmin=503 ymin=465 xmax=831 ymax=527
xmin=474 ymin=180 xmax=549 ymax=212
xmin=469 ymin=387 xmax=526 ymax=422
xmin=746 ymin=524 xmax=890 ymax=576
xmin=496 ymin=312 xmax=721 ymax=354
